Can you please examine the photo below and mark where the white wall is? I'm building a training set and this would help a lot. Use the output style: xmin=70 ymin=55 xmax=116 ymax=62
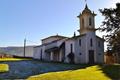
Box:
xmin=25 ymin=46 xmax=34 ymax=57
xmin=33 ymin=45 xmax=48 ymax=60
xmin=85 ymin=32 xmax=104 ymax=63
xmin=85 ymin=32 xmax=97 ymax=63
xmin=73 ymin=32 xmax=104 ymax=64
xmin=33 ymin=47 xmax=41 ymax=59
xmin=96 ymin=37 xmax=104 ymax=63
xmin=74 ymin=36 xmax=87 ymax=63
xmin=64 ymin=39 xmax=75 ymax=63
xmin=33 ymin=33 xmax=104 ymax=64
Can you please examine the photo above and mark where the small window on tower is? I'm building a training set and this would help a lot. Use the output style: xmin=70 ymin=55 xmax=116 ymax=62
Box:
xmin=90 ymin=38 xmax=93 ymax=47
xmin=89 ymin=17 xmax=92 ymax=26
xmin=82 ymin=18 xmax=84 ymax=27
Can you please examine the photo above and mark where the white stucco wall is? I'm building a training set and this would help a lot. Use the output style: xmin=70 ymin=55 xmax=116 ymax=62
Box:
xmin=84 ymin=32 xmax=104 ymax=64
xmin=25 ymin=46 xmax=34 ymax=57
xmin=64 ymin=39 xmax=75 ymax=63
xmin=96 ymin=37 xmax=104 ymax=63
xmin=33 ymin=47 xmax=41 ymax=59
xmin=34 ymin=38 xmax=67 ymax=61
xmin=74 ymin=36 xmax=87 ymax=64
xmin=34 ymin=33 xmax=104 ymax=64
xmin=85 ymin=32 xmax=97 ymax=63
xmin=73 ymin=32 xmax=104 ymax=64
xmin=33 ymin=45 xmax=48 ymax=60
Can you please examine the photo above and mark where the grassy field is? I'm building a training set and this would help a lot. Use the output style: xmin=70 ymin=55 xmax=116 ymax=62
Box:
xmin=27 ymin=64 xmax=120 ymax=80
xmin=0 ymin=60 xmax=88 ymax=79
xmin=0 ymin=58 xmax=119 ymax=79
xmin=0 ymin=64 xmax=9 ymax=73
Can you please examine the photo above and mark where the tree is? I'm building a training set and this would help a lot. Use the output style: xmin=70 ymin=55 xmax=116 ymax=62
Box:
xmin=99 ymin=3 xmax=120 ymax=63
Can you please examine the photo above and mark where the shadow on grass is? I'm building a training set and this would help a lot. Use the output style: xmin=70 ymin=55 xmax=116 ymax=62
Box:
xmin=99 ymin=64 xmax=120 ymax=80
xmin=0 ymin=60 xmax=92 ymax=79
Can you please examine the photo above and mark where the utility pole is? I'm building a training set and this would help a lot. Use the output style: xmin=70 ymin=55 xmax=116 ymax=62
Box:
xmin=23 ymin=38 xmax=26 ymax=57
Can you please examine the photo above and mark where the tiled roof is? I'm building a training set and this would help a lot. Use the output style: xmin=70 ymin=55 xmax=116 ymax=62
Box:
xmin=41 ymin=34 xmax=68 ymax=41
xmin=66 ymin=34 xmax=86 ymax=41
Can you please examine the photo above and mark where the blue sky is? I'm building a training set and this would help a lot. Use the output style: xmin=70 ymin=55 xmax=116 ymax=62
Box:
xmin=0 ymin=0 xmax=119 ymax=47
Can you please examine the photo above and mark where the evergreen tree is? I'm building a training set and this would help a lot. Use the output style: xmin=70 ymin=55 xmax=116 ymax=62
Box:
xmin=99 ymin=3 xmax=120 ymax=63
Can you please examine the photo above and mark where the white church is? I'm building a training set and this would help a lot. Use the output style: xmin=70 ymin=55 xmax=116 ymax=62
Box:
xmin=33 ymin=4 xmax=104 ymax=64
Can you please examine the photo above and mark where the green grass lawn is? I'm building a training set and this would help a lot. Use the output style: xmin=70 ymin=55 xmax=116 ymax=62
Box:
xmin=0 ymin=59 xmax=119 ymax=79
xmin=0 ymin=58 xmax=30 ymax=61
xmin=27 ymin=64 xmax=120 ymax=80
xmin=0 ymin=64 xmax=9 ymax=73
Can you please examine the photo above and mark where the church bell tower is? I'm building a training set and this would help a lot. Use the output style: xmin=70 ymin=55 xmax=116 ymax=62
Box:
xmin=77 ymin=4 xmax=97 ymax=35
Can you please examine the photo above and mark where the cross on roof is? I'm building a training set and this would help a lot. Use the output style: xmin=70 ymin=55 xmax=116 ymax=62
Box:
xmin=85 ymin=0 xmax=87 ymax=6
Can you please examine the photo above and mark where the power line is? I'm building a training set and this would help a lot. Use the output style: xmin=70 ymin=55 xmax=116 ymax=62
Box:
xmin=26 ymin=40 xmax=40 ymax=44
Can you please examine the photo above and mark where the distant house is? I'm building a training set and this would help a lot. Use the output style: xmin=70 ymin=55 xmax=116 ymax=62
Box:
xmin=0 ymin=46 xmax=35 ymax=58
xmin=33 ymin=4 xmax=104 ymax=64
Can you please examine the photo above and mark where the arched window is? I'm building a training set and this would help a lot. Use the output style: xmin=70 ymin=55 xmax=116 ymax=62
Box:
xmin=90 ymin=38 xmax=93 ymax=47
xmin=70 ymin=44 xmax=73 ymax=53
xmin=82 ymin=18 xmax=84 ymax=27
xmin=40 ymin=49 xmax=42 ymax=60
xmin=79 ymin=39 xmax=81 ymax=46
xmin=89 ymin=17 xmax=92 ymax=26
xmin=98 ymin=41 xmax=100 ymax=47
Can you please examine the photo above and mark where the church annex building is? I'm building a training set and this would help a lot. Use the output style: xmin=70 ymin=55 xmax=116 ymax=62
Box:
xmin=33 ymin=4 xmax=104 ymax=64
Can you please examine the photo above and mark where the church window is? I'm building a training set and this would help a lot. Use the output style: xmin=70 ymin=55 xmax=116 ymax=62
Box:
xmin=82 ymin=18 xmax=84 ymax=27
xmin=79 ymin=53 xmax=82 ymax=55
xmin=79 ymin=39 xmax=81 ymax=46
xmin=99 ymin=53 xmax=101 ymax=55
xmin=40 ymin=49 xmax=42 ymax=60
xmin=98 ymin=41 xmax=100 ymax=47
xmin=70 ymin=44 xmax=73 ymax=53
xmin=90 ymin=38 xmax=93 ymax=47
xmin=89 ymin=17 xmax=92 ymax=26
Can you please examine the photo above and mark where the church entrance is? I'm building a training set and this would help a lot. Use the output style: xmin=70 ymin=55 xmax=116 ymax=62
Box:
xmin=67 ymin=52 xmax=75 ymax=64
xmin=88 ymin=50 xmax=94 ymax=64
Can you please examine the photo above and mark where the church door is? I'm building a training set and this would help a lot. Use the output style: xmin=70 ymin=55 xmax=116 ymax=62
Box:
xmin=89 ymin=50 xmax=94 ymax=64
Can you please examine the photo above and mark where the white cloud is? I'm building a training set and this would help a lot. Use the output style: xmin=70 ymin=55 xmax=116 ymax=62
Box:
xmin=106 ymin=0 xmax=120 ymax=8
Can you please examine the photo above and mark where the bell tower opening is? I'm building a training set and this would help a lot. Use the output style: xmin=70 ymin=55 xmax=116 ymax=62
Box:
xmin=89 ymin=17 xmax=92 ymax=26
xmin=82 ymin=18 xmax=84 ymax=28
